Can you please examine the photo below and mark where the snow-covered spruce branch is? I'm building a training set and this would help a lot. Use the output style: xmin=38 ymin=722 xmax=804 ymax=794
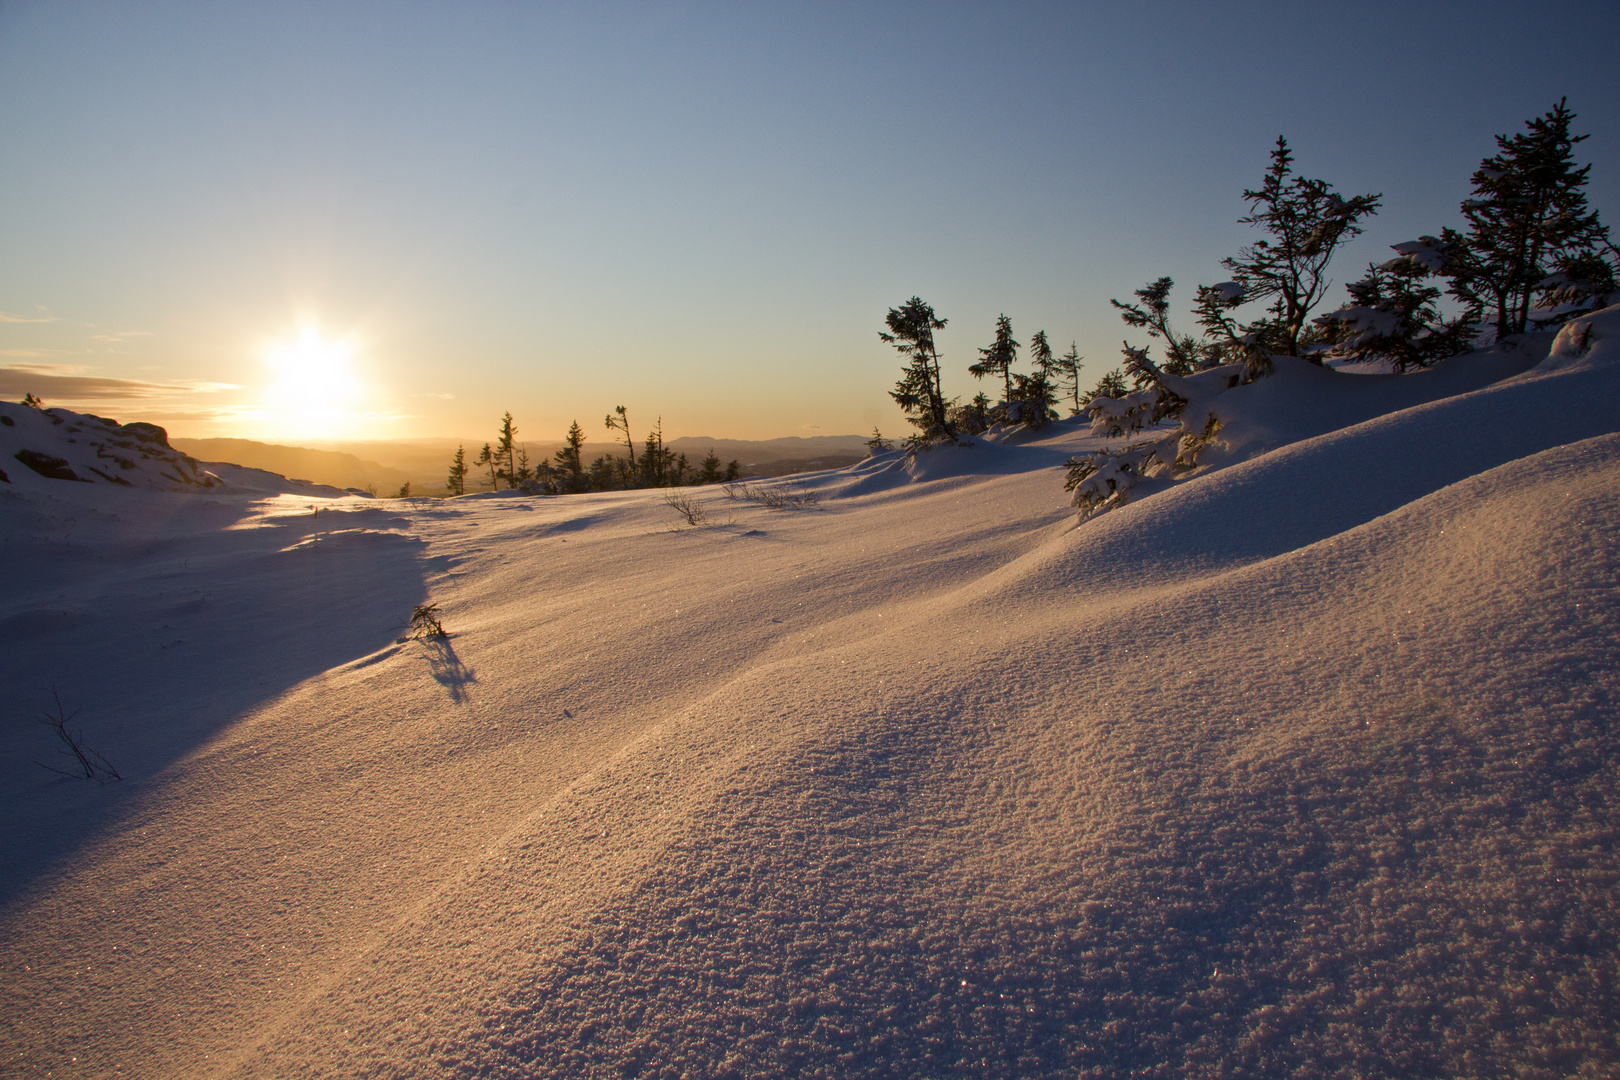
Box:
xmin=1065 ymin=355 xmax=1238 ymax=520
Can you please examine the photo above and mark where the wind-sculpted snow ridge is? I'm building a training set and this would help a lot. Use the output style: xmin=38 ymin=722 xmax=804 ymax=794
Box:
xmin=0 ymin=400 xmax=349 ymax=495
xmin=1066 ymin=322 xmax=1553 ymax=519
xmin=2 ymin=347 xmax=1618 ymax=1078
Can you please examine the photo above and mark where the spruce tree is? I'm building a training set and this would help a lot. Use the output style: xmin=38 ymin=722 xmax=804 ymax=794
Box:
xmin=1219 ymin=137 xmax=1382 ymax=362
xmin=698 ymin=449 xmax=723 ymax=484
xmin=1111 ymin=278 xmax=1202 ymax=375
xmin=639 ymin=416 xmax=674 ymax=487
xmin=1028 ymin=330 xmax=1055 ymax=380
xmin=587 ymin=455 xmax=618 ymax=491
xmin=1315 ymin=258 xmax=1473 ymax=371
xmin=724 ymin=460 xmax=741 ymax=482
xmin=1053 ymin=343 xmax=1085 ymax=415
xmin=556 ymin=421 xmax=587 ymax=492
xmin=495 ymin=412 xmax=518 ymax=488
xmin=1090 ymin=369 xmax=1128 ymax=401
xmin=881 ymin=297 xmax=955 ymax=442
xmin=969 ymin=313 xmax=1020 ymax=399
xmin=513 ymin=446 xmax=534 ymax=489
xmin=1448 ymin=99 xmax=1613 ymax=339
xmin=475 ymin=443 xmax=497 ymax=490
xmin=445 ymin=445 xmax=468 ymax=496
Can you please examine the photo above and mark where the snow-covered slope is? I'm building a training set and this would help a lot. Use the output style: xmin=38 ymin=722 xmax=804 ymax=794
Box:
xmin=0 ymin=400 xmax=350 ymax=496
xmin=2 ymin=337 xmax=1617 ymax=1078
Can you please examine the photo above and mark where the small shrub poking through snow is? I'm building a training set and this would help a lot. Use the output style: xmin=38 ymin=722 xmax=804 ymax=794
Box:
xmin=663 ymin=491 xmax=711 ymax=527
xmin=720 ymin=482 xmax=820 ymax=509
xmin=35 ymin=692 xmax=120 ymax=783
xmin=407 ymin=603 xmax=446 ymax=639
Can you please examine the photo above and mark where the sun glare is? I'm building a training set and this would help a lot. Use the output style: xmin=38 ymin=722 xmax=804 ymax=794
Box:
xmin=265 ymin=328 xmax=362 ymax=407
xmin=250 ymin=327 xmax=377 ymax=440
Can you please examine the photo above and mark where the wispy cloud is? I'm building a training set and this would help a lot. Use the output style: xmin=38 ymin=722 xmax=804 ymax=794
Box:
xmin=0 ymin=365 xmax=182 ymax=401
xmin=0 ymin=309 xmax=60 ymax=324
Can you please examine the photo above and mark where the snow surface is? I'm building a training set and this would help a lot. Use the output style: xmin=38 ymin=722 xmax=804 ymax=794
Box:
xmin=3 ymin=328 xmax=1619 ymax=1077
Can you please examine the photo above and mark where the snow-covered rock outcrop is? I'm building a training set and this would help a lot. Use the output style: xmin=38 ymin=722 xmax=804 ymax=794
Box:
xmin=0 ymin=401 xmax=348 ymax=496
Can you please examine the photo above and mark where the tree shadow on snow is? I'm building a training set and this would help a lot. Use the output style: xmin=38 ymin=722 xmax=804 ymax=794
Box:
xmin=418 ymin=636 xmax=476 ymax=704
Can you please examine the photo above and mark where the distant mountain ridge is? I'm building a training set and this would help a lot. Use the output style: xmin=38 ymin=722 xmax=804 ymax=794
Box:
xmin=666 ymin=435 xmax=869 ymax=459
xmin=172 ymin=433 xmax=872 ymax=492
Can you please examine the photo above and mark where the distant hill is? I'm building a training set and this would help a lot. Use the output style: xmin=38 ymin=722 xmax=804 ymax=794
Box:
xmin=172 ymin=438 xmax=414 ymax=493
xmin=173 ymin=434 xmax=874 ymax=491
xmin=666 ymin=435 xmax=868 ymax=464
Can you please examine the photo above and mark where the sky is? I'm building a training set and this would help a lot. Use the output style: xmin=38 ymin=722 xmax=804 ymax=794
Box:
xmin=1 ymin=1 xmax=1617 ymax=445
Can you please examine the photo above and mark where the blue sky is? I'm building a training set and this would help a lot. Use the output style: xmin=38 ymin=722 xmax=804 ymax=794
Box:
xmin=1 ymin=1 xmax=1616 ymax=442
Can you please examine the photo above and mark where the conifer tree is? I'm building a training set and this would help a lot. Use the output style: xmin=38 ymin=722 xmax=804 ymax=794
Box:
xmin=880 ymin=297 xmax=955 ymax=442
xmin=587 ymin=455 xmax=618 ymax=491
xmin=1028 ymin=330 xmax=1055 ymax=379
xmin=1110 ymin=278 xmax=1201 ymax=375
xmin=698 ymin=449 xmax=723 ymax=483
xmin=556 ymin=420 xmax=588 ymax=492
xmin=445 ymin=444 xmax=468 ymax=496
xmin=948 ymin=392 xmax=991 ymax=435
xmin=494 ymin=412 xmax=518 ymax=488
xmin=1219 ymin=137 xmax=1382 ymax=362
xmin=724 ymin=460 xmax=741 ymax=481
xmin=475 ymin=443 xmax=497 ymax=490
xmin=1314 ymin=257 xmax=1473 ymax=371
xmin=513 ymin=446 xmax=534 ymax=489
xmin=1447 ymin=99 xmax=1613 ymax=339
xmin=1090 ymin=369 xmax=1128 ymax=400
xmin=1005 ymin=370 xmax=1058 ymax=427
xmin=1053 ymin=343 xmax=1085 ymax=415
xmin=605 ymin=405 xmax=636 ymax=470
xmin=970 ymin=314 xmax=1020 ymax=399
xmin=639 ymin=416 xmax=674 ymax=487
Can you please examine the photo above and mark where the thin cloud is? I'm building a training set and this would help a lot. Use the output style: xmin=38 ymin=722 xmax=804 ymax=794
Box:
xmin=0 ymin=365 xmax=182 ymax=401
xmin=0 ymin=309 xmax=60 ymax=324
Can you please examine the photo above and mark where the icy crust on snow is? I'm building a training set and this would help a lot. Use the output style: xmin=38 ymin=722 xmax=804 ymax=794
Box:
xmin=0 ymin=400 xmax=349 ymax=496
xmin=2 ymin=358 xmax=1619 ymax=1078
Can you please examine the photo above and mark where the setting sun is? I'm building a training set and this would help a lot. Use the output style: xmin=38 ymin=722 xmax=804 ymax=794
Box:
xmin=248 ymin=326 xmax=384 ymax=440
xmin=264 ymin=327 xmax=362 ymax=407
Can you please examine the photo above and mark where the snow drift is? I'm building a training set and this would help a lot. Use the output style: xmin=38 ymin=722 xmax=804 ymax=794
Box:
xmin=2 ymin=322 xmax=1618 ymax=1078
